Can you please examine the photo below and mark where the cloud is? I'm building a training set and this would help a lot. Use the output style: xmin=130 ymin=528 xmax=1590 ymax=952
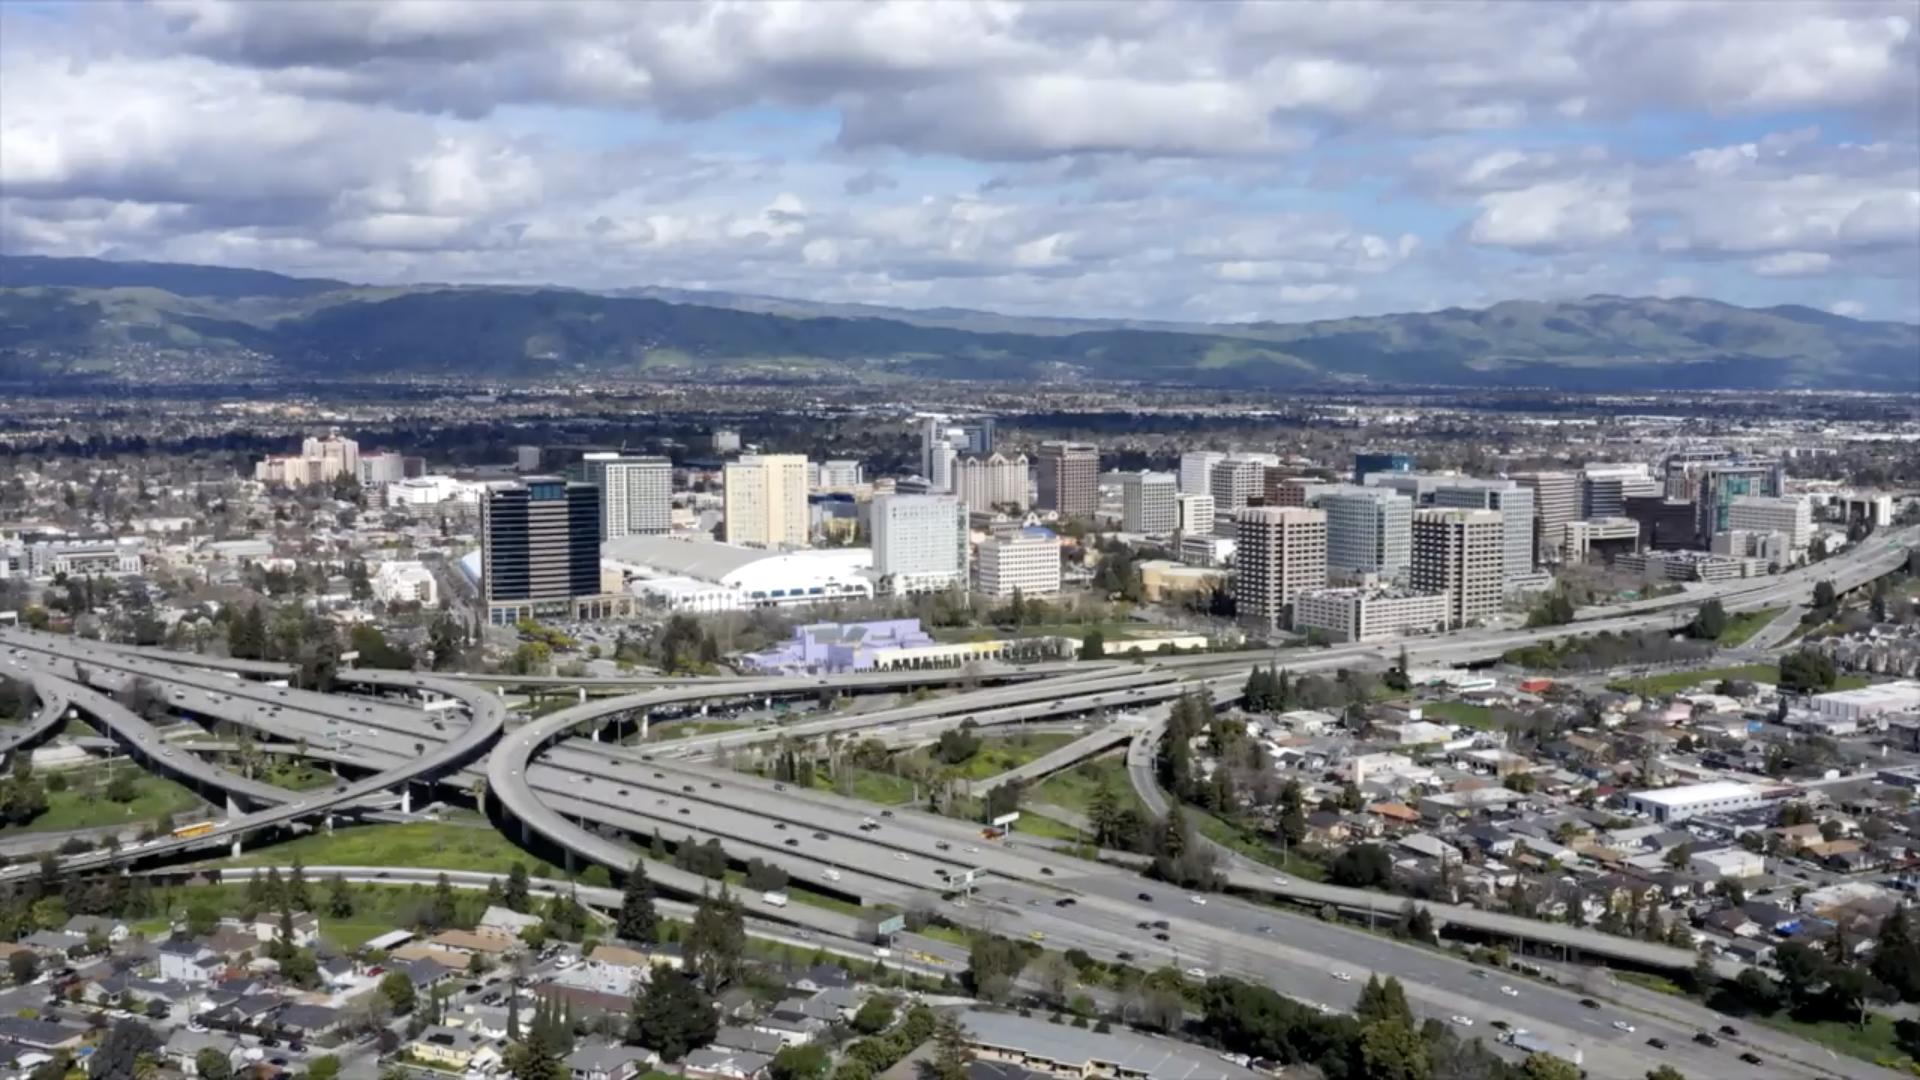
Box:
xmin=1 ymin=0 xmax=1916 ymax=324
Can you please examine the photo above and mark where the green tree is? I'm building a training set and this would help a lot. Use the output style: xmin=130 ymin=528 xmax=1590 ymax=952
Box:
xmin=87 ymin=1019 xmax=161 ymax=1080
xmin=378 ymin=971 xmax=416 ymax=1015
xmin=851 ymin=997 xmax=895 ymax=1035
xmin=303 ymin=1056 xmax=341 ymax=1080
xmin=1778 ymin=650 xmax=1838 ymax=694
xmin=629 ymin=969 xmax=718 ymax=1062
xmin=1077 ymin=630 xmax=1105 ymax=661
xmin=326 ymin=874 xmax=355 ymax=919
xmin=1646 ymin=1067 xmax=1687 ymax=1080
xmin=1687 ymin=599 xmax=1727 ymax=640
xmin=504 ymin=862 xmax=532 ymax=913
xmin=1355 ymin=975 xmax=1413 ymax=1027
xmin=769 ymin=1044 xmax=831 ymax=1080
xmin=1358 ymin=1020 xmax=1429 ymax=1080
xmin=617 ymin=862 xmax=659 ymax=944
xmin=7 ymin=950 xmax=37 ymax=985
xmin=195 ymin=1049 xmax=234 ymax=1080
xmin=501 ymin=1021 xmax=567 ymax=1080
xmin=1520 ymin=1055 xmax=1581 ymax=1080
xmin=683 ymin=888 xmax=746 ymax=991
xmin=926 ymin=1013 xmax=976 ymax=1080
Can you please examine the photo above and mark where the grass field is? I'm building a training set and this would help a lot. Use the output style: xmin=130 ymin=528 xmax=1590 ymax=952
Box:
xmin=1011 ymin=814 xmax=1083 ymax=841
xmin=1718 ymin=607 xmax=1784 ymax=647
xmin=1420 ymin=701 xmax=1496 ymax=730
xmin=650 ymin=721 xmax=747 ymax=742
xmin=224 ymin=822 xmax=551 ymax=875
xmin=261 ymin=761 xmax=335 ymax=791
xmin=1188 ymin=806 xmax=1326 ymax=881
xmin=813 ymin=769 xmax=916 ymax=805
xmin=145 ymin=880 xmax=502 ymax=951
xmin=1611 ymin=663 xmax=1870 ymax=696
xmin=1029 ymin=757 xmax=1142 ymax=818
xmin=1757 ymin=1012 xmax=1902 ymax=1066
xmin=903 ymin=732 xmax=1078 ymax=782
xmin=8 ymin=769 xmax=206 ymax=834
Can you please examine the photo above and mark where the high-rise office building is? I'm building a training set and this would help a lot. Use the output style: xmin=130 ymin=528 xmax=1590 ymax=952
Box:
xmin=1176 ymin=494 xmax=1215 ymax=537
xmin=255 ymin=431 xmax=361 ymax=487
xmin=1036 ymin=442 xmax=1099 ymax=517
xmin=1581 ymin=463 xmax=1662 ymax=519
xmin=928 ymin=440 xmax=957 ymax=493
xmin=1694 ymin=459 xmax=1785 ymax=541
xmin=359 ymin=451 xmax=407 ymax=487
xmin=480 ymin=477 xmax=601 ymax=625
xmin=1727 ymin=495 xmax=1812 ymax=551
xmin=1265 ymin=471 xmax=1337 ymax=508
xmin=1179 ymin=451 xmax=1225 ymax=495
xmin=816 ymin=460 xmax=863 ymax=491
xmin=921 ymin=417 xmax=995 ymax=477
xmin=1512 ymin=471 xmax=1580 ymax=557
xmin=723 ymin=454 xmax=809 ymax=548
xmin=1352 ymin=451 xmax=1412 ymax=485
xmin=871 ymin=494 xmax=968 ymax=594
xmin=1625 ymin=495 xmax=1698 ymax=550
xmin=1663 ymin=447 xmax=1733 ymax=501
xmin=1411 ymin=508 xmax=1504 ymax=629
xmin=579 ymin=453 xmax=671 ymax=539
xmin=1314 ymin=486 xmax=1413 ymax=583
xmin=976 ymin=527 xmax=1062 ymax=599
xmin=954 ymin=453 xmax=1030 ymax=512
xmin=1209 ymin=455 xmax=1268 ymax=513
xmin=1232 ymin=507 xmax=1328 ymax=630
xmin=1430 ymin=480 xmax=1533 ymax=577
xmin=1121 ymin=472 xmax=1178 ymax=533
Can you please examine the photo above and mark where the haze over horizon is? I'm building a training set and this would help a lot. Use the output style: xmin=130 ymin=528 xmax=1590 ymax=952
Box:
xmin=2 ymin=1 xmax=1917 ymax=325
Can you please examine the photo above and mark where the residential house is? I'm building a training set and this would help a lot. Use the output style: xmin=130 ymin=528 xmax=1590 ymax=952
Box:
xmin=166 ymin=1029 xmax=240 ymax=1077
xmin=248 ymin=912 xmax=319 ymax=949
xmin=158 ymin=941 xmax=223 ymax=985
xmin=788 ymin=965 xmax=851 ymax=993
xmin=566 ymin=1040 xmax=658 ymax=1080
xmin=0 ymin=1017 xmax=85 ymax=1052
xmin=19 ymin=931 xmax=85 ymax=960
xmin=62 ymin=916 xmax=129 ymax=946
xmin=478 ymin=906 xmax=544 ymax=940
xmin=275 ymin=1004 xmax=345 ymax=1042
xmin=427 ymin=928 xmax=522 ymax=959
xmin=682 ymin=1047 xmax=770 ymax=1080
xmin=410 ymin=1025 xmax=490 ymax=1072
xmin=711 ymin=1027 xmax=786 ymax=1057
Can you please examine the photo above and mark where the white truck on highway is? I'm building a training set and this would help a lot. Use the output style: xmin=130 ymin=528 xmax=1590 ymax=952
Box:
xmin=761 ymin=891 xmax=790 ymax=908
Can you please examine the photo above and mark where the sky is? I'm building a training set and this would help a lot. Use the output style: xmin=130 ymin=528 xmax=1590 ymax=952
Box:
xmin=1 ymin=0 xmax=1917 ymax=325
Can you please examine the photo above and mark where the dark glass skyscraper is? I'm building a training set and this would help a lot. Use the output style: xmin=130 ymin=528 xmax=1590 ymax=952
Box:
xmin=1353 ymin=451 xmax=1412 ymax=484
xmin=480 ymin=476 xmax=602 ymax=624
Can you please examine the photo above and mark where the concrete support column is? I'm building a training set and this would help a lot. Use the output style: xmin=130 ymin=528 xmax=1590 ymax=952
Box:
xmin=324 ymin=814 xmax=334 ymax=834
xmin=640 ymin=714 xmax=649 ymax=738
xmin=400 ymin=784 xmax=411 ymax=815
xmin=578 ymin=687 xmax=587 ymax=703
xmin=231 ymin=836 xmax=243 ymax=858
xmin=590 ymin=727 xmax=600 ymax=743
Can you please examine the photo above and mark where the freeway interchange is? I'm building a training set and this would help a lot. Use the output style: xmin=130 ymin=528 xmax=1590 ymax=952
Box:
xmin=0 ymin=530 xmax=1912 ymax=1080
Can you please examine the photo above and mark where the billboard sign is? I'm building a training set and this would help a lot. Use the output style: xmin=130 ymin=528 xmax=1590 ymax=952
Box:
xmin=873 ymin=914 xmax=906 ymax=937
xmin=990 ymin=811 xmax=1022 ymax=827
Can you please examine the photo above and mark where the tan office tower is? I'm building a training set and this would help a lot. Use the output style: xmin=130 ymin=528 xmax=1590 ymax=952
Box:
xmin=1411 ymin=508 xmax=1504 ymax=629
xmin=1232 ymin=507 xmax=1328 ymax=630
xmin=723 ymin=453 xmax=809 ymax=548
xmin=1513 ymin=471 xmax=1580 ymax=558
xmin=1036 ymin=442 xmax=1099 ymax=517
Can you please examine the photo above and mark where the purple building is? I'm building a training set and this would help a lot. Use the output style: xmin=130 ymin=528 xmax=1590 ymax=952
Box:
xmin=740 ymin=620 xmax=936 ymax=675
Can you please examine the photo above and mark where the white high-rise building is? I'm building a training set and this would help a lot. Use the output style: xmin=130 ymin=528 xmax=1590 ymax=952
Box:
xmin=817 ymin=460 xmax=863 ymax=491
xmin=955 ymin=453 xmax=1030 ymax=512
xmin=359 ymin=451 xmax=407 ymax=487
xmin=1412 ymin=508 xmax=1504 ymax=629
xmin=303 ymin=432 xmax=360 ymax=482
xmin=1314 ymin=486 xmax=1413 ymax=583
xmin=1177 ymin=494 xmax=1215 ymax=537
xmin=928 ymin=440 xmax=957 ymax=493
xmin=1430 ymin=480 xmax=1533 ymax=578
xmin=1179 ymin=452 xmax=1225 ymax=495
xmin=1232 ymin=507 xmax=1328 ymax=630
xmin=1121 ymin=472 xmax=1178 ymax=534
xmin=1209 ymin=456 xmax=1268 ymax=513
xmin=1512 ymin=471 xmax=1580 ymax=557
xmin=1581 ymin=463 xmax=1662 ymax=518
xmin=723 ymin=454 xmax=809 ymax=548
xmin=581 ymin=453 xmax=672 ymax=539
xmin=1727 ymin=495 xmax=1813 ymax=551
xmin=871 ymin=494 xmax=968 ymax=594
xmin=976 ymin=527 xmax=1061 ymax=599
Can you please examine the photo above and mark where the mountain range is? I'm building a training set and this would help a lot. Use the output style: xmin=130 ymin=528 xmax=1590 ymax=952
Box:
xmin=1 ymin=254 xmax=1914 ymax=391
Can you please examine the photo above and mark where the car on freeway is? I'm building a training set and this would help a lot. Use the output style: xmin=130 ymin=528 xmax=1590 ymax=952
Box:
xmin=813 ymin=831 xmax=828 ymax=840
xmin=1039 ymin=867 xmax=1053 ymax=876
xmin=1579 ymin=998 xmax=1599 ymax=1009
xmin=1718 ymin=1025 xmax=1739 ymax=1037
xmin=1499 ymin=985 xmax=1519 ymax=997
xmin=895 ymin=852 xmax=909 ymax=862
xmin=1738 ymin=1052 xmax=1763 ymax=1066
xmin=1028 ymin=931 xmax=1045 ymax=942
xmin=1691 ymin=1033 xmax=1717 ymax=1047
xmin=1449 ymin=1016 xmax=1472 ymax=1027
xmin=1611 ymin=1021 xmax=1635 ymax=1033
xmin=1053 ymin=898 xmax=1075 ymax=907
xmin=1646 ymin=1038 xmax=1666 ymax=1050
xmin=1331 ymin=971 xmax=1351 ymax=982
xmin=784 ymin=838 xmax=798 ymax=847
xmin=1185 ymin=967 xmax=1206 ymax=979
xmin=1271 ymin=875 xmax=1289 ymax=886
xmin=1188 ymin=895 xmax=1207 ymax=905
xmin=1153 ymin=932 xmax=1170 ymax=942
xmin=1137 ymin=892 xmax=1153 ymax=902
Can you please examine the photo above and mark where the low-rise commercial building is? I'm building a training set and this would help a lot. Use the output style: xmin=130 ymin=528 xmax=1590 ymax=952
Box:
xmin=1626 ymin=781 xmax=1773 ymax=823
xmin=1292 ymin=587 xmax=1450 ymax=643
xmin=976 ymin=528 xmax=1061 ymax=599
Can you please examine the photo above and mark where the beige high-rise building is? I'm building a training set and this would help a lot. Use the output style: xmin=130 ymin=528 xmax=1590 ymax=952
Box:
xmin=1411 ymin=508 xmax=1505 ymax=629
xmin=723 ymin=454 xmax=809 ymax=548
xmin=954 ymin=453 xmax=1030 ymax=512
xmin=1036 ymin=442 xmax=1098 ymax=517
xmin=1513 ymin=471 xmax=1580 ymax=558
xmin=1232 ymin=507 xmax=1327 ymax=630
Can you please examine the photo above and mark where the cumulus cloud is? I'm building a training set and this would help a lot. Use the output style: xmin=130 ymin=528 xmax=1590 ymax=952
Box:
xmin=1 ymin=0 xmax=1916 ymax=322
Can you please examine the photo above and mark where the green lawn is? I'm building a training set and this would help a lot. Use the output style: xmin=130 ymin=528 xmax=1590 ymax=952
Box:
xmin=1420 ymin=701 xmax=1496 ymax=730
xmin=904 ymin=732 xmax=1077 ymax=782
xmin=1757 ymin=1012 xmax=1903 ymax=1067
xmin=648 ymin=721 xmax=747 ymax=742
xmin=813 ymin=769 xmax=916 ymax=805
xmin=1188 ymin=806 xmax=1326 ymax=881
xmin=6 ymin=769 xmax=206 ymax=834
xmin=1029 ymin=757 xmax=1142 ymax=818
xmin=1614 ymin=970 xmax=1685 ymax=996
xmin=1718 ymin=607 xmax=1784 ymax=647
xmin=1611 ymin=662 xmax=1871 ymax=696
xmin=223 ymin=821 xmax=552 ymax=875
xmin=145 ymin=880 xmax=501 ymax=951
xmin=261 ymin=761 xmax=335 ymax=791
xmin=914 ymin=923 xmax=972 ymax=947
xmin=1011 ymin=814 xmax=1083 ymax=842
